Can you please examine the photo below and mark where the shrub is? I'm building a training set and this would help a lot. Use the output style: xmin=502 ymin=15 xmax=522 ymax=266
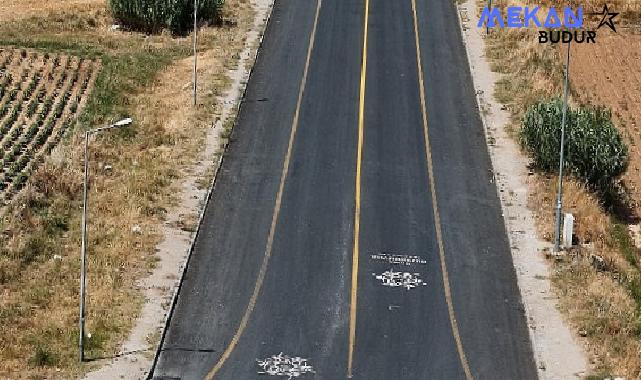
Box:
xmin=20 ymin=234 xmax=50 ymax=266
xmin=109 ymin=0 xmax=225 ymax=34
xmin=521 ymin=98 xmax=629 ymax=191
xmin=28 ymin=345 xmax=57 ymax=367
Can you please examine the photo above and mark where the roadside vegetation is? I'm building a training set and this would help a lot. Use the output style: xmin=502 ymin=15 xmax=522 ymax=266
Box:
xmin=109 ymin=0 xmax=224 ymax=34
xmin=521 ymin=99 xmax=628 ymax=194
xmin=481 ymin=0 xmax=641 ymax=377
xmin=0 ymin=0 xmax=253 ymax=377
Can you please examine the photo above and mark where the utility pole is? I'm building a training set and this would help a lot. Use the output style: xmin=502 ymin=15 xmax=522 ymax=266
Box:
xmin=554 ymin=40 xmax=571 ymax=252
xmin=193 ymin=0 xmax=198 ymax=107
xmin=79 ymin=130 xmax=89 ymax=363
xmin=487 ymin=0 xmax=492 ymax=35
xmin=79 ymin=118 xmax=133 ymax=362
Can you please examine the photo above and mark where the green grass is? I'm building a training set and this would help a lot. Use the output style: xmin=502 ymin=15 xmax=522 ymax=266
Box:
xmin=0 ymin=38 xmax=103 ymax=58
xmin=610 ymin=222 xmax=641 ymax=315
xmin=610 ymin=222 xmax=641 ymax=317
xmin=79 ymin=47 xmax=190 ymax=130
xmin=0 ymin=24 xmax=191 ymax=133
xmin=611 ymin=222 xmax=639 ymax=268
xmin=585 ymin=374 xmax=615 ymax=380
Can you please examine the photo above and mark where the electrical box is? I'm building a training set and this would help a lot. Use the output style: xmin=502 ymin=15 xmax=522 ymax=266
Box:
xmin=562 ymin=213 xmax=574 ymax=248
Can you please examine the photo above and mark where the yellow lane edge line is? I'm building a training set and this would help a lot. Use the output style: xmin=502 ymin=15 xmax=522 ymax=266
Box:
xmin=203 ymin=1 xmax=323 ymax=378
xmin=347 ymin=0 xmax=369 ymax=377
xmin=410 ymin=0 xmax=474 ymax=379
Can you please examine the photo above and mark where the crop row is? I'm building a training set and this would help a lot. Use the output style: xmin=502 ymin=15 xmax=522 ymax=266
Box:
xmin=0 ymin=49 xmax=98 ymax=202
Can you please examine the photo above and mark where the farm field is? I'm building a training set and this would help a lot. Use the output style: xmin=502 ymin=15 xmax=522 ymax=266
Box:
xmin=569 ymin=32 xmax=641 ymax=216
xmin=0 ymin=49 xmax=97 ymax=203
xmin=0 ymin=0 xmax=256 ymax=378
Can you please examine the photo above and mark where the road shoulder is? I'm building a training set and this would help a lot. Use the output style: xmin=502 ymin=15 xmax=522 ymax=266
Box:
xmin=456 ymin=1 xmax=589 ymax=378
xmin=81 ymin=1 xmax=275 ymax=378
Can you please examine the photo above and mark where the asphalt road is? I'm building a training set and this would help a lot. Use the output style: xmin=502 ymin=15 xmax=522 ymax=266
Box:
xmin=150 ymin=0 xmax=538 ymax=379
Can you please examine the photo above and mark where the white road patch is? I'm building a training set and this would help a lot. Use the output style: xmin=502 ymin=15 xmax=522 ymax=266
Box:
xmin=370 ymin=252 xmax=427 ymax=266
xmin=257 ymin=353 xmax=315 ymax=379
xmin=373 ymin=269 xmax=427 ymax=290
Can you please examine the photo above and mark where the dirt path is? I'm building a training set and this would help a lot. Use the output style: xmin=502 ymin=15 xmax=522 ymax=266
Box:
xmin=457 ymin=1 xmax=589 ymax=378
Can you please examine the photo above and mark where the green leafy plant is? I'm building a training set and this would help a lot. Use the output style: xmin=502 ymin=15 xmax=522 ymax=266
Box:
xmin=520 ymin=98 xmax=629 ymax=191
xmin=109 ymin=0 xmax=225 ymax=34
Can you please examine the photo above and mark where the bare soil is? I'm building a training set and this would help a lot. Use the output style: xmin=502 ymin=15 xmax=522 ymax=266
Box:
xmin=569 ymin=31 xmax=641 ymax=217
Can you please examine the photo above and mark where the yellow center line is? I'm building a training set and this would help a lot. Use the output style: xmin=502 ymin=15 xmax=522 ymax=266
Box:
xmin=410 ymin=0 xmax=474 ymax=379
xmin=203 ymin=0 xmax=323 ymax=378
xmin=347 ymin=0 xmax=369 ymax=377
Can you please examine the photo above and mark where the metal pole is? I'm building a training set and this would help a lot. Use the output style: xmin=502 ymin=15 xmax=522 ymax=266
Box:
xmin=554 ymin=40 xmax=571 ymax=252
xmin=79 ymin=131 xmax=89 ymax=362
xmin=487 ymin=0 xmax=492 ymax=35
xmin=78 ymin=118 xmax=131 ymax=362
xmin=193 ymin=0 xmax=198 ymax=106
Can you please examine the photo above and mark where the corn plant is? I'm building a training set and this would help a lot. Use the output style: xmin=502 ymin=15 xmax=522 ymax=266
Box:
xmin=109 ymin=0 xmax=225 ymax=34
xmin=521 ymin=98 xmax=629 ymax=191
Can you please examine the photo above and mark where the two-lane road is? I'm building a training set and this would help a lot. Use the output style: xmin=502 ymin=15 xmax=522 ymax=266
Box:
xmin=151 ymin=0 xmax=537 ymax=379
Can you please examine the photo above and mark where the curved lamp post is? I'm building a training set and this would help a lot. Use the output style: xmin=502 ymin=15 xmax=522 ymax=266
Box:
xmin=79 ymin=117 xmax=133 ymax=362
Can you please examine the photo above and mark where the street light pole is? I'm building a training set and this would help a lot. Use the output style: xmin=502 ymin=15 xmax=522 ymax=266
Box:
xmin=487 ymin=0 xmax=492 ymax=35
xmin=193 ymin=0 xmax=198 ymax=107
xmin=79 ymin=130 xmax=89 ymax=362
xmin=79 ymin=118 xmax=133 ymax=362
xmin=554 ymin=40 xmax=571 ymax=252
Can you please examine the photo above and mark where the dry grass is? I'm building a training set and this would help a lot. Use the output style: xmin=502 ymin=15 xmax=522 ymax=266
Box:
xmin=0 ymin=0 xmax=254 ymax=378
xmin=483 ymin=7 xmax=564 ymax=124
xmin=0 ymin=0 xmax=105 ymax=23
xmin=482 ymin=0 xmax=641 ymax=377
xmin=553 ymin=256 xmax=641 ymax=378
xmin=530 ymin=176 xmax=638 ymax=277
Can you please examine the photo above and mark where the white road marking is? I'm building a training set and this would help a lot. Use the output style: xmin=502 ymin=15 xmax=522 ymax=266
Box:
xmin=370 ymin=252 xmax=427 ymax=266
xmin=257 ymin=353 xmax=315 ymax=379
xmin=373 ymin=269 xmax=428 ymax=290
